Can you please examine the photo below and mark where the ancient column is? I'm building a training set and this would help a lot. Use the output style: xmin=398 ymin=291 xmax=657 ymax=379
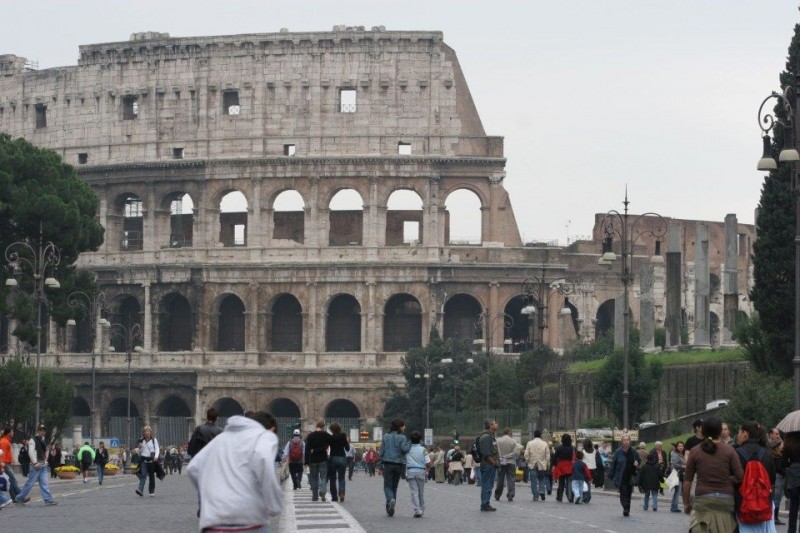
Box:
xmin=639 ymin=263 xmax=656 ymax=351
xmin=722 ymin=214 xmax=739 ymax=345
xmin=665 ymin=223 xmax=683 ymax=348
xmin=693 ymin=222 xmax=711 ymax=347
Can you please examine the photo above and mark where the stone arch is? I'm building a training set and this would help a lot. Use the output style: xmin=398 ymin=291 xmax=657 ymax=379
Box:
xmin=268 ymin=293 xmax=302 ymax=352
xmin=107 ymin=397 xmax=140 ymax=417
xmin=156 ymin=395 xmax=192 ymax=447
xmin=156 ymin=395 xmax=192 ymax=417
xmin=109 ymin=295 xmax=142 ymax=353
xmin=595 ymin=299 xmax=615 ymax=340
xmin=328 ymin=188 xmax=364 ymax=246
xmin=216 ymin=294 xmax=246 ymax=351
xmin=161 ymin=191 xmax=195 ymax=248
xmin=114 ymin=192 xmax=144 ymax=251
xmin=219 ymin=190 xmax=249 ymax=247
xmin=444 ymin=187 xmax=484 ymax=245
xmin=326 ymin=294 xmax=361 ymax=352
xmin=383 ymin=293 xmax=422 ymax=351
xmin=212 ymin=397 xmax=245 ymax=429
xmin=386 ymin=189 xmax=424 ymax=246
xmin=270 ymin=398 xmax=301 ymax=418
xmin=324 ymin=398 xmax=361 ymax=419
xmin=158 ymin=292 xmax=193 ymax=351
xmin=73 ymin=396 xmax=91 ymax=416
xmin=272 ymin=189 xmax=305 ymax=244
xmin=504 ymin=295 xmax=532 ymax=352
xmin=443 ymin=293 xmax=483 ymax=342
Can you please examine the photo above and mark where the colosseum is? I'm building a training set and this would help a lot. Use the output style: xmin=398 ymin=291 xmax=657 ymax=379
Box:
xmin=0 ymin=27 xmax=755 ymax=446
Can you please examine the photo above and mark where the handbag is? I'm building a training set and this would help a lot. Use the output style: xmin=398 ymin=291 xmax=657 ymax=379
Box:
xmin=665 ymin=468 xmax=680 ymax=492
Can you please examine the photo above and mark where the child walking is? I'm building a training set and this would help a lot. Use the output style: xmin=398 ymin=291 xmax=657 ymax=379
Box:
xmin=571 ymin=450 xmax=592 ymax=504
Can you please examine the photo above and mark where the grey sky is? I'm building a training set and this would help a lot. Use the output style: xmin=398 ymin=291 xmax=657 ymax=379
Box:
xmin=2 ymin=0 xmax=797 ymax=244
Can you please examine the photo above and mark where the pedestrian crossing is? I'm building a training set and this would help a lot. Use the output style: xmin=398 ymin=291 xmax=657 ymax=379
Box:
xmin=277 ymin=481 xmax=367 ymax=533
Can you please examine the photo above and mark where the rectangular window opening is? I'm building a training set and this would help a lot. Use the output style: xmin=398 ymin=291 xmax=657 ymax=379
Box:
xmin=738 ymin=233 xmax=747 ymax=257
xmin=173 ymin=147 xmax=184 ymax=159
xmin=78 ymin=153 xmax=88 ymax=165
xmin=35 ymin=104 xmax=47 ymax=128
xmin=284 ymin=144 xmax=296 ymax=156
xmin=403 ymin=221 xmax=420 ymax=244
xmin=340 ymin=88 xmax=357 ymax=113
xmin=234 ymin=224 xmax=246 ymax=246
xmin=223 ymin=91 xmax=240 ymax=115
xmin=398 ymin=142 xmax=411 ymax=155
xmin=122 ymin=95 xmax=139 ymax=120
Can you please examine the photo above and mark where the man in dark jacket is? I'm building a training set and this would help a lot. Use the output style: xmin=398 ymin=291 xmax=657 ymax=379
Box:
xmin=478 ymin=418 xmax=499 ymax=512
xmin=305 ymin=420 xmax=333 ymax=502
xmin=188 ymin=408 xmax=224 ymax=458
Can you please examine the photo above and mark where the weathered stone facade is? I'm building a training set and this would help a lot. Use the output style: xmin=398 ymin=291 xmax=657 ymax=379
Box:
xmin=0 ymin=28 xmax=755 ymax=442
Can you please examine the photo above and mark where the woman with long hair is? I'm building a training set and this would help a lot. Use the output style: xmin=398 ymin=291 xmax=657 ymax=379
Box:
xmin=669 ymin=441 xmax=686 ymax=513
xmin=553 ymin=433 xmax=575 ymax=503
xmin=735 ymin=421 xmax=776 ymax=533
xmin=682 ymin=417 xmax=743 ymax=532
xmin=328 ymin=423 xmax=350 ymax=503
xmin=379 ymin=418 xmax=410 ymax=517
xmin=136 ymin=426 xmax=160 ymax=497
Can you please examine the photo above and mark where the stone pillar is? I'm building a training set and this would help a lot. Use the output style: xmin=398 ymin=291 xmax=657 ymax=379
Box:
xmin=694 ymin=222 xmax=711 ymax=348
xmin=246 ymin=282 xmax=258 ymax=352
xmin=722 ymin=214 xmax=739 ymax=345
xmin=143 ymin=281 xmax=152 ymax=352
xmin=249 ymin=179 xmax=262 ymax=249
xmin=639 ymin=264 xmax=656 ymax=351
xmin=424 ymin=176 xmax=442 ymax=248
xmin=665 ymin=223 xmax=683 ymax=347
xmin=304 ymin=176 xmax=320 ymax=248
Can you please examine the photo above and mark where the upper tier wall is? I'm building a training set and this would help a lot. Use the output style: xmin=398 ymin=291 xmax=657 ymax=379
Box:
xmin=0 ymin=30 xmax=497 ymax=166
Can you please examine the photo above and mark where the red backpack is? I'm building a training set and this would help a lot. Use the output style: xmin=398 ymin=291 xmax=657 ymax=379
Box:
xmin=737 ymin=447 xmax=773 ymax=524
xmin=289 ymin=439 xmax=304 ymax=462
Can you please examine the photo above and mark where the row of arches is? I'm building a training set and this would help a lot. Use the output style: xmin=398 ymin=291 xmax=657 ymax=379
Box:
xmin=73 ymin=291 xmax=578 ymax=354
xmin=113 ymin=187 xmax=483 ymax=250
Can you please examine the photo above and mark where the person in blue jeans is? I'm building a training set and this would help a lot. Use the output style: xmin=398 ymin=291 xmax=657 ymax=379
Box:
xmin=327 ymin=423 xmax=350 ymax=502
xmin=14 ymin=425 xmax=57 ymax=506
xmin=379 ymin=418 xmax=411 ymax=517
xmin=478 ymin=418 xmax=499 ymax=512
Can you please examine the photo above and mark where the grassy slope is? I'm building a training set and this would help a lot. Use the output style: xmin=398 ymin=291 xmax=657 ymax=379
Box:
xmin=565 ymin=348 xmax=745 ymax=374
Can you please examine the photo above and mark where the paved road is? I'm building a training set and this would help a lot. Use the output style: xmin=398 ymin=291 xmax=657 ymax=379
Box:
xmin=0 ymin=468 xmax=694 ymax=532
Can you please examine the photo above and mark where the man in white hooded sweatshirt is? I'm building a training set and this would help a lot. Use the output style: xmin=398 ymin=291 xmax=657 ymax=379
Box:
xmin=188 ymin=411 xmax=284 ymax=532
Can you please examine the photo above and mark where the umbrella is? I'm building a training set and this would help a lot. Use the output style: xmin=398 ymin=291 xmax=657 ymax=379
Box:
xmin=776 ymin=410 xmax=800 ymax=433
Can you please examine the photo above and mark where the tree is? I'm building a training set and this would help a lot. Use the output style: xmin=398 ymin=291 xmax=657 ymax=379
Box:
xmin=0 ymin=358 xmax=74 ymax=437
xmin=592 ymin=347 xmax=663 ymax=427
xmin=0 ymin=134 xmax=104 ymax=344
xmin=750 ymin=22 xmax=800 ymax=377
xmin=723 ymin=371 xmax=792 ymax=431
xmin=733 ymin=314 xmax=772 ymax=373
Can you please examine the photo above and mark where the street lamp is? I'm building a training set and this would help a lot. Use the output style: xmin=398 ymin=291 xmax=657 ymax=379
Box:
xmin=520 ymin=267 xmax=576 ymax=430
xmin=600 ymin=192 xmax=666 ymax=429
xmin=473 ymin=312 xmax=514 ymax=418
xmin=412 ymin=355 xmax=453 ymax=430
xmin=5 ymin=227 xmax=61 ymax=429
xmin=66 ymin=290 xmax=107 ymax=445
xmin=108 ymin=322 xmax=143 ymax=449
xmin=757 ymin=87 xmax=800 ymax=408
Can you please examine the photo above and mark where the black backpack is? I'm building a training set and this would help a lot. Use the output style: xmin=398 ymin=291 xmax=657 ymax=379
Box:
xmin=470 ymin=432 xmax=486 ymax=463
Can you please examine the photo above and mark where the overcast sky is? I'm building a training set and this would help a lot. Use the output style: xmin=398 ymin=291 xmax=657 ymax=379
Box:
xmin=2 ymin=0 xmax=798 ymax=244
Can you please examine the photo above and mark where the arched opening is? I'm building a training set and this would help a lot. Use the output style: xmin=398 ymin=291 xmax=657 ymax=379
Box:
xmin=220 ymin=191 xmax=248 ymax=247
xmin=213 ymin=397 xmax=244 ymax=429
xmin=504 ymin=296 xmax=532 ymax=352
xmin=273 ymin=190 xmax=305 ymax=244
xmin=324 ymin=399 xmax=361 ymax=435
xmin=167 ymin=192 xmax=194 ymax=248
xmin=119 ymin=194 xmax=143 ymax=251
xmin=156 ymin=395 xmax=192 ymax=447
xmin=326 ymin=294 xmax=361 ymax=351
xmin=110 ymin=296 xmax=142 ymax=353
xmin=70 ymin=309 xmax=93 ymax=353
xmin=217 ymin=295 xmax=245 ymax=351
xmin=443 ymin=294 xmax=482 ymax=342
xmin=269 ymin=294 xmax=302 ymax=352
xmin=107 ymin=397 xmax=140 ymax=448
xmin=595 ymin=299 xmax=615 ymax=340
xmin=386 ymin=190 xmax=423 ymax=246
xmin=158 ymin=293 xmax=192 ymax=351
xmin=445 ymin=189 xmax=482 ymax=245
xmin=383 ymin=293 xmax=422 ymax=351
xmin=72 ymin=396 xmax=91 ymax=439
xmin=329 ymin=189 xmax=364 ymax=246
xmin=271 ymin=398 xmax=301 ymax=444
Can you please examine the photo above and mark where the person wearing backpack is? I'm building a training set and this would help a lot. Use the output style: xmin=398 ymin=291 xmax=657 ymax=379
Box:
xmin=682 ymin=417 xmax=743 ymax=532
xmin=188 ymin=407 xmax=223 ymax=458
xmin=735 ymin=421 xmax=777 ymax=533
xmin=282 ymin=429 xmax=305 ymax=490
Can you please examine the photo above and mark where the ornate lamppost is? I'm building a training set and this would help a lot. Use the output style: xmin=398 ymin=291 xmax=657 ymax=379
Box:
xmin=109 ymin=322 xmax=143 ymax=449
xmin=757 ymin=86 xmax=800 ymax=408
xmin=520 ymin=267 xmax=576 ymax=429
xmin=473 ymin=312 xmax=514 ymax=418
xmin=599 ymin=193 xmax=666 ymax=429
xmin=5 ymin=227 xmax=61 ymax=429
xmin=412 ymin=355 xmax=452 ymax=430
xmin=66 ymin=290 xmax=108 ymax=445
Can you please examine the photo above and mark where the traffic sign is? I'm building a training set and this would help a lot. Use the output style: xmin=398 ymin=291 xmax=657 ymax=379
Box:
xmin=424 ymin=428 xmax=433 ymax=446
xmin=109 ymin=438 xmax=120 ymax=448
